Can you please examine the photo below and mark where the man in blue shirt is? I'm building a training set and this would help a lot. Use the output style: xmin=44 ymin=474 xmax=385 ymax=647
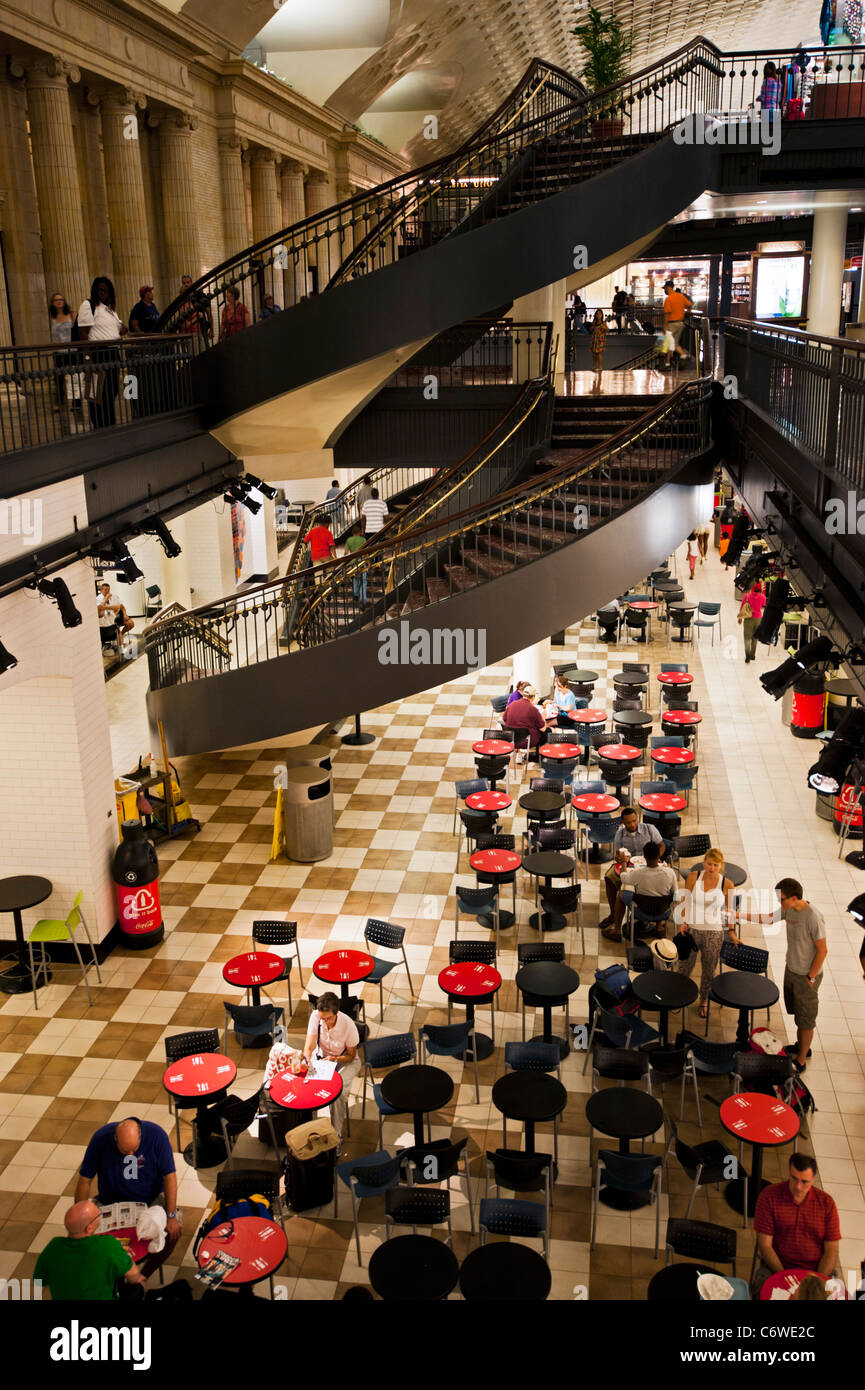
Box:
xmin=128 ymin=285 xmax=160 ymax=333
xmin=599 ymin=806 xmax=667 ymax=938
xmin=75 ymin=1118 xmax=179 ymax=1276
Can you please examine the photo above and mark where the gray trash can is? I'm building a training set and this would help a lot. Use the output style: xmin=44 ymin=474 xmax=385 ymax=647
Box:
xmin=282 ymin=766 xmax=333 ymax=862
xmin=282 ymin=745 xmax=335 ymax=823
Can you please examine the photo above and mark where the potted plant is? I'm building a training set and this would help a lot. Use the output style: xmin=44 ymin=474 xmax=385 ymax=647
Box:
xmin=571 ymin=5 xmax=633 ymax=137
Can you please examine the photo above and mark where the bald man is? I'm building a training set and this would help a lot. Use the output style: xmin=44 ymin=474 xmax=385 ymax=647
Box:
xmin=75 ymin=1118 xmax=179 ymax=1276
xmin=34 ymin=1200 xmax=146 ymax=1300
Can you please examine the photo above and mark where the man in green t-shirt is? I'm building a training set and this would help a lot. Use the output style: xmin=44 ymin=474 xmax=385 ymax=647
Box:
xmin=344 ymin=523 xmax=366 ymax=605
xmin=34 ymin=1200 xmax=147 ymax=1300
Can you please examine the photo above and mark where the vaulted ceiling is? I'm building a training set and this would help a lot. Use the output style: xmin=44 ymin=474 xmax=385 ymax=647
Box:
xmin=177 ymin=0 xmax=822 ymax=160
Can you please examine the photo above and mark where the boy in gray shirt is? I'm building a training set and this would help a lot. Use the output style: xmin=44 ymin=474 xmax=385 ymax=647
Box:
xmin=740 ymin=877 xmax=827 ymax=1071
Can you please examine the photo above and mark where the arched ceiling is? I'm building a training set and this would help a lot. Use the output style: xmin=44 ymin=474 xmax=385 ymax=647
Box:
xmin=175 ymin=0 xmax=823 ymax=161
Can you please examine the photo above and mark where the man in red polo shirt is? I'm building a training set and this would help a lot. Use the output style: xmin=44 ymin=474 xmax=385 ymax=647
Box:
xmin=752 ymin=1152 xmax=841 ymax=1296
xmin=502 ymin=683 xmax=547 ymax=758
xmin=304 ymin=513 xmax=336 ymax=566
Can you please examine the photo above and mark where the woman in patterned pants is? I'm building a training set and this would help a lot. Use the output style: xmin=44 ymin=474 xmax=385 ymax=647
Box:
xmin=676 ymin=849 xmax=740 ymax=1016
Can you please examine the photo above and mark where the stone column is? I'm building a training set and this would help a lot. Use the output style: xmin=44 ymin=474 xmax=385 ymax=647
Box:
xmin=218 ymin=133 xmax=249 ymax=258
xmin=250 ymin=146 xmax=283 ymax=307
xmin=808 ymin=192 xmax=848 ymax=338
xmin=280 ymin=158 xmax=307 ymax=303
xmin=304 ymin=169 xmax=333 ymax=287
xmin=511 ymin=639 xmax=552 ymax=699
xmin=101 ymin=89 xmax=153 ymax=320
xmin=0 ymin=64 xmax=48 ymax=343
xmin=155 ymin=110 xmax=201 ymax=289
xmin=78 ymin=91 xmax=112 ymax=281
xmin=17 ymin=54 xmax=89 ymax=305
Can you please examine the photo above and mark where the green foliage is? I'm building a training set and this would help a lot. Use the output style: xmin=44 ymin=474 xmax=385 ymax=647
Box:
xmin=571 ymin=6 xmax=633 ymax=93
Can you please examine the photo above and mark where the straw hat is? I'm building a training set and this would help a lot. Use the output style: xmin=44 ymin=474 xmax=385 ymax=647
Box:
xmin=650 ymin=937 xmax=677 ymax=965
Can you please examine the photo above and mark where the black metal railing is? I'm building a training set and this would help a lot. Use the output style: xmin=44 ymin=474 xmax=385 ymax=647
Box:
xmin=145 ymin=370 xmax=709 ymax=693
xmin=723 ymin=319 xmax=865 ymax=484
xmin=0 ymin=335 xmax=196 ymax=454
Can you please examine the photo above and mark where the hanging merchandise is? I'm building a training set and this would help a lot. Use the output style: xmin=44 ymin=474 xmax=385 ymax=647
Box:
xmin=820 ymin=0 xmax=834 ymax=42
xmin=845 ymin=0 xmax=864 ymax=39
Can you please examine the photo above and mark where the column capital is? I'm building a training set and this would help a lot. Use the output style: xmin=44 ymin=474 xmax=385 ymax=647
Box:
xmin=250 ymin=145 xmax=279 ymax=167
xmin=151 ymin=108 xmax=198 ymax=133
xmin=102 ymin=86 xmax=148 ymax=114
xmin=10 ymin=52 xmax=80 ymax=86
xmin=305 ymin=168 xmax=330 ymax=187
xmin=335 ymin=181 xmax=355 ymax=203
xmin=281 ymin=158 xmax=307 ymax=178
xmin=218 ymin=132 xmax=248 ymax=155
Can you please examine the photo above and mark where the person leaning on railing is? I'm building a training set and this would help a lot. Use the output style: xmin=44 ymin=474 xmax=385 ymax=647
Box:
xmin=49 ymin=293 xmax=77 ymax=421
xmin=76 ymin=276 xmax=127 ymax=430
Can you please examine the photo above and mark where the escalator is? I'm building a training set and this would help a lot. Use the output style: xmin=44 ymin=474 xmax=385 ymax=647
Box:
xmin=159 ymin=40 xmax=724 ymax=457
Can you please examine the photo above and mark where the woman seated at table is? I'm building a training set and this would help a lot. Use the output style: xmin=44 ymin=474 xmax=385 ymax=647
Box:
xmin=503 ymin=683 xmax=547 ymax=757
xmin=506 ymin=680 xmax=529 ymax=706
xmin=552 ymin=675 xmax=579 ymax=728
xmin=675 ymin=848 xmax=739 ymax=1017
xmin=301 ymin=992 xmax=360 ymax=1137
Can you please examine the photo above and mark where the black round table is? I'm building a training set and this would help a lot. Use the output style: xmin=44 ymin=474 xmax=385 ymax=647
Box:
xmin=647 ymin=1263 xmax=720 ymax=1301
xmin=585 ymin=1087 xmax=663 ymax=1206
xmin=379 ymin=1065 xmax=454 ymax=1145
xmin=684 ymin=861 xmax=747 ymax=889
xmin=459 ymin=1241 xmax=551 ymax=1301
xmin=631 ymin=970 xmax=698 ymax=1045
xmin=0 ymin=875 xmax=53 ymax=994
xmin=369 ymin=1234 xmax=459 ymax=1301
xmin=612 ymin=710 xmax=653 ymax=728
xmin=708 ymin=970 xmax=779 ymax=1047
xmin=514 ymin=961 xmax=580 ymax=1058
xmin=519 ymin=791 xmax=566 ymax=816
xmin=521 ymin=851 xmax=577 ymax=932
xmin=492 ymin=1069 xmax=567 ymax=1153
xmin=613 ymin=672 xmax=649 ymax=689
xmin=558 ymin=668 xmax=599 ymax=690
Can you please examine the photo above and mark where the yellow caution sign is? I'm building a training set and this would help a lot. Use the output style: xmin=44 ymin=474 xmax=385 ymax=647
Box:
xmin=270 ymin=788 xmax=285 ymax=862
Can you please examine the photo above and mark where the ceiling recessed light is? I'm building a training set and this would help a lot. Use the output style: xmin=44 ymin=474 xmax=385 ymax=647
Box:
xmin=853 ymin=207 xmax=862 ymax=212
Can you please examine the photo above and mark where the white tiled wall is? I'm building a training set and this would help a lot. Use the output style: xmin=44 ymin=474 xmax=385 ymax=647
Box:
xmin=0 ymin=480 xmax=117 ymax=941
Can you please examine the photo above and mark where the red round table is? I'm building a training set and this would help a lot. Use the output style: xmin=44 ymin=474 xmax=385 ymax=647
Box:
xmin=470 ymin=848 xmax=521 ymax=929
xmin=596 ymin=744 xmax=641 ymax=761
xmin=313 ymin=948 xmax=374 ymax=1004
xmin=628 ymin=601 xmax=659 ymax=610
xmin=197 ymin=1215 xmax=287 ymax=1295
xmin=438 ymin=962 xmax=503 ymax=1059
xmin=572 ymin=793 xmax=620 ymax=814
xmin=760 ymin=1269 xmax=847 ymax=1301
xmin=269 ymin=1069 xmax=343 ymax=1116
xmin=661 ymin=710 xmax=701 ymax=726
xmin=538 ymin=743 xmax=582 ymax=760
xmin=472 ymin=739 xmax=513 ymax=756
xmin=569 ymin=709 xmax=607 ymax=725
xmin=163 ymin=1052 xmax=237 ymax=1169
xmin=651 ymin=746 xmax=694 ymax=765
xmin=639 ymin=793 xmax=687 ymax=814
xmin=720 ymin=1091 xmax=800 ymax=1216
xmin=465 ymin=790 xmax=512 ymax=812
xmin=657 ymin=671 xmax=693 ymax=686
xmin=223 ymin=951 xmax=284 ymax=1006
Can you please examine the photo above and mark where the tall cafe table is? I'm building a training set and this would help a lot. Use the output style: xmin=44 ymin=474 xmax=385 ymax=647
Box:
xmin=197 ymin=1214 xmax=287 ymax=1297
xmin=521 ymin=851 xmax=577 ymax=932
xmin=720 ymin=1091 xmax=800 ymax=1217
xmin=657 ymin=671 xmax=694 ymax=689
xmin=223 ymin=951 xmax=285 ymax=1007
xmin=612 ymin=710 xmax=653 ymax=739
xmin=514 ymin=960 xmax=580 ymax=1058
xmin=612 ymin=670 xmax=650 ymax=695
xmin=708 ymin=969 xmax=779 ymax=1047
xmin=459 ymin=1242 xmax=551 ymax=1301
xmin=650 ymin=745 xmax=694 ymax=769
xmin=556 ymin=668 xmax=599 ymax=698
xmin=585 ymin=1089 xmax=664 ymax=1206
xmin=492 ymin=1070 xmax=567 ymax=1156
xmin=631 ymin=970 xmax=698 ymax=1045
xmin=313 ymin=948 xmax=374 ymax=1005
xmin=661 ymin=709 xmax=702 ymax=732
xmin=465 ymin=790 xmax=512 ymax=815
xmin=438 ymin=961 xmax=502 ymax=1059
xmin=470 ymin=846 xmax=522 ymax=929
xmin=538 ymin=742 xmax=583 ymax=762
xmin=163 ymin=1052 xmax=237 ymax=1168
xmin=471 ymin=740 xmax=513 ymax=789
xmin=639 ymin=791 xmax=687 ymax=840
xmin=0 ymin=875 xmax=53 ymax=994
xmin=569 ymin=708 xmax=607 ymax=730
xmin=369 ymin=1234 xmax=459 ymax=1301
xmin=268 ymin=1068 xmax=343 ymax=1125
xmin=379 ymin=1064 xmax=454 ymax=1145
xmin=570 ymin=792 xmax=620 ymax=863
xmin=627 ymin=600 xmax=659 ymax=641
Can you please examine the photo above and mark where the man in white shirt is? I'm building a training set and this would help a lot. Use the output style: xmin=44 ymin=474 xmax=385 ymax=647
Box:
xmin=361 ymin=487 xmax=389 ymax=535
xmin=97 ymin=582 xmax=134 ymax=636
xmin=611 ymin=840 xmax=678 ymax=940
xmin=301 ymin=992 xmax=360 ymax=1135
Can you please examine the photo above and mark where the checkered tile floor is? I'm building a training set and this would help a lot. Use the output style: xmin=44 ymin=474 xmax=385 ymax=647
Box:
xmin=1 ymin=539 xmax=863 ymax=1300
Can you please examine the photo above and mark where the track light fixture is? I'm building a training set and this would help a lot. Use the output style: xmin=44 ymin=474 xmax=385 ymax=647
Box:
xmin=107 ymin=538 xmax=144 ymax=583
xmin=753 ymin=578 xmax=791 ymax=646
xmin=734 ymin=552 xmax=773 ymax=593
xmin=243 ymin=472 xmax=278 ymax=501
xmin=33 ymin=577 xmax=82 ymax=628
xmin=722 ymin=514 xmax=751 ymax=568
xmin=760 ymin=634 xmax=835 ymax=700
xmin=0 ymin=640 xmax=17 ymax=674
xmin=142 ymin=516 xmax=182 ymax=559
xmin=224 ymin=481 xmax=261 ymax=515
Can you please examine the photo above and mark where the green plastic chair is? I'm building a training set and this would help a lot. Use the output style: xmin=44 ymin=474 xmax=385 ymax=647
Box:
xmin=27 ymin=891 xmax=101 ymax=1009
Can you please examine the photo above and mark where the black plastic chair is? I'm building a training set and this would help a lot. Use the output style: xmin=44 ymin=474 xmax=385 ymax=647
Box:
xmin=664 ymin=1115 xmax=746 ymax=1227
xmin=593 ymin=1150 xmax=663 ymax=1256
xmin=457 ymin=808 xmax=498 ymax=870
xmin=665 ymin=1216 xmax=737 ymax=1273
xmin=164 ymin=1029 xmax=221 ymax=1161
xmin=385 ymin=1186 xmax=453 ymax=1244
xmin=627 ymin=944 xmax=653 ymax=973
xmin=222 ymin=1002 xmax=284 ymax=1053
xmin=647 ymin=1047 xmax=701 ymax=1122
xmin=455 ymin=883 xmax=500 ymax=948
xmin=364 ymin=918 xmax=415 ymax=1016
xmin=591 ymin=1045 xmax=652 ymax=1092
xmin=450 ymin=939 xmax=497 ymax=966
xmin=671 ymin=833 xmax=711 ymax=872
xmin=538 ymin=882 xmax=584 ymax=953
xmin=400 ymin=1136 xmax=474 ymax=1233
xmin=251 ymin=920 xmax=303 ymax=1013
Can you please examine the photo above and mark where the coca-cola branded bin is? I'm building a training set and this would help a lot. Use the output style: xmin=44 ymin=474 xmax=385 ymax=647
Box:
xmin=113 ymin=819 xmax=164 ymax=947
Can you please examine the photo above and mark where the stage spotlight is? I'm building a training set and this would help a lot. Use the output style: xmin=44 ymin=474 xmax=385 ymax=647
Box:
xmin=110 ymin=538 xmax=144 ymax=583
xmin=754 ymin=578 xmax=791 ymax=645
xmin=760 ymin=634 xmax=835 ymax=699
xmin=142 ymin=516 xmax=182 ymax=559
xmin=35 ymin=577 xmax=82 ymax=628
xmin=808 ymin=740 xmax=855 ymax=793
xmin=244 ymin=473 xmax=278 ymax=501
xmin=723 ymin=515 xmax=750 ymax=568
xmin=0 ymin=640 xmax=17 ymax=674
xmin=225 ymin=481 xmax=261 ymax=515
xmin=734 ymin=553 xmax=771 ymax=593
